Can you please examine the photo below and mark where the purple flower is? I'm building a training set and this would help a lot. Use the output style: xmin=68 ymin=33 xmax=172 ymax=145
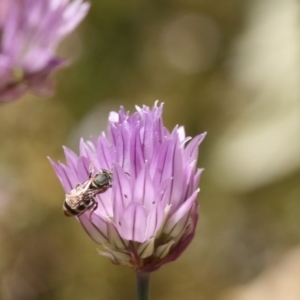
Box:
xmin=50 ymin=102 xmax=206 ymax=272
xmin=0 ymin=0 xmax=90 ymax=103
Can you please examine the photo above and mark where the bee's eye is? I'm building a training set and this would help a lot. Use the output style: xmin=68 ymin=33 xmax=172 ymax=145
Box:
xmin=77 ymin=204 xmax=85 ymax=211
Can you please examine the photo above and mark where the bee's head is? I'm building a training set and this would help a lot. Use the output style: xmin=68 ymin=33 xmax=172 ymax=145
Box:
xmin=94 ymin=170 xmax=112 ymax=188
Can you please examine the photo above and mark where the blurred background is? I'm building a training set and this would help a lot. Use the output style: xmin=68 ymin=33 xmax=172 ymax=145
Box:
xmin=0 ymin=0 xmax=299 ymax=299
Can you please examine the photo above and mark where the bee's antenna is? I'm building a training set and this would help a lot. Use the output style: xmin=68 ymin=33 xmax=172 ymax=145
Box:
xmin=88 ymin=162 xmax=94 ymax=177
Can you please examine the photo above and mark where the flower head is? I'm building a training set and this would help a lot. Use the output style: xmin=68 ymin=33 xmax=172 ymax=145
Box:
xmin=0 ymin=0 xmax=90 ymax=103
xmin=50 ymin=102 xmax=206 ymax=272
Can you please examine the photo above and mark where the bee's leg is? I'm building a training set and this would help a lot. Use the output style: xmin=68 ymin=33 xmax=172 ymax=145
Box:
xmin=89 ymin=199 xmax=98 ymax=220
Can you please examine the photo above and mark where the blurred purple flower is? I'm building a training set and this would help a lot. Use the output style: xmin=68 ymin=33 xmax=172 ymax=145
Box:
xmin=50 ymin=102 xmax=206 ymax=272
xmin=0 ymin=0 xmax=90 ymax=103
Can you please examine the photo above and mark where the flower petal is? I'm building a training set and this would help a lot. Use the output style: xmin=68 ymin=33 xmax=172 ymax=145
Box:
xmin=48 ymin=158 xmax=75 ymax=192
xmin=96 ymin=134 xmax=113 ymax=170
xmin=76 ymin=156 xmax=90 ymax=182
xmin=106 ymin=218 xmax=128 ymax=249
xmin=94 ymin=189 xmax=113 ymax=219
xmin=63 ymin=146 xmax=78 ymax=172
xmin=163 ymin=189 xmax=199 ymax=236
xmin=79 ymin=138 xmax=95 ymax=161
xmin=129 ymin=126 xmax=144 ymax=180
xmin=48 ymin=158 xmax=71 ymax=192
xmin=138 ymin=238 xmax=155 ymax=258
xmin=145 ymin=201 xmax=164 ymax=240
xmin=155 ymin=241 xmax=176 ymax=259
xmin=112 ymin=164 xmax=132 ymax=222
xmin=185 ymin=132 xmax=207 ymax=162
xmin=102 ymin=246 xmax=131 ymax=265
xmin=118 ymin=203 xmax=147 ymax=243
xmin=78 ymin=213 xmax=107 ymax=244
xmin=133 ymin=163 xmax=155 ymax=213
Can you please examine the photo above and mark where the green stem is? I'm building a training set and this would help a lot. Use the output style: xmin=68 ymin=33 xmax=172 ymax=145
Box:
xmin=135 ymin=272 xmax=151 ymax=300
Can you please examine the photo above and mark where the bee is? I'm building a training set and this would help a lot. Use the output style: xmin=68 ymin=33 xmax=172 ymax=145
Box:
xmin=63 ymin=166 xmax=113 ymax=217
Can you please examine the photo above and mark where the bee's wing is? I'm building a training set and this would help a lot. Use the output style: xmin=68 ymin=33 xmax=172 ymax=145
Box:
xmin=80 ymin=179 xmax=92 ymax=193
